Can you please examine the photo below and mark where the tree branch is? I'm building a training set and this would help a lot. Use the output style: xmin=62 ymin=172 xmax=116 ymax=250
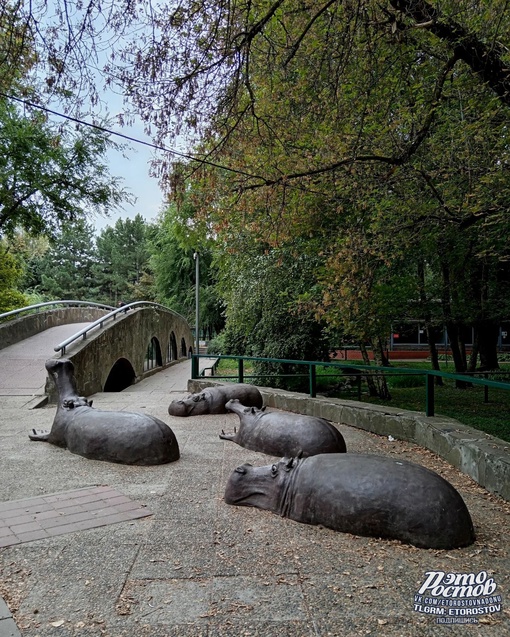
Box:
xmin=283 ymin=0 xmax=338 ymax=67
xmin=390 ymin=0 xmax=510 ymax=107
xmin=238 ymin=54 xmax=456 ymax=192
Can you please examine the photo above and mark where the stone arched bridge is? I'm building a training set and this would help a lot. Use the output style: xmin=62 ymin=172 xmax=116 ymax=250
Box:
xmin=0 ymin=301 xmax=194 ymax=401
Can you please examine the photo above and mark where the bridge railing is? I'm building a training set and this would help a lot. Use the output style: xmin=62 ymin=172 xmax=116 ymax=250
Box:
xmin=0 ymin=300 xmax=115 ymax=322
xmin=54 ymin=301 xmax=189 ymax=355
xmin=191 ymin=353 xmax=510 ymax=417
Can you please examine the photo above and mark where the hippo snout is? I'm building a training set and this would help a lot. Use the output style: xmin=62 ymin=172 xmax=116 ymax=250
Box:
xmin=224 ymin=464 xmax=253 ymax=504
xmin=168 ymin=400 xmax=188 ymax=417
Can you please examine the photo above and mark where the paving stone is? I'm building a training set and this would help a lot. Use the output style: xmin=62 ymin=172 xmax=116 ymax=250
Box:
xmin=0 ymin=487 xmax=152 ymax=548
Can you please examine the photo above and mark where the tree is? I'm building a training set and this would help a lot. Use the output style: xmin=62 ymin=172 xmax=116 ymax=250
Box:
xmin=0 ymin=2 xmax=130 ymax=241
xmin=35 ymin=218 xmax=100 ymax=300
xmin=2 ymin=229 xmax=50 ymax=306
xmin=150 ymin=203 xmax=224 ymax=337
xmin=95 ymin=215 xmax=152 ymax=305
xmin=0 ymin=2 xmax=37 ymax=94
xmin=152 ymin=1 xmax=510 ymax=374
xmin=216 ymin=236 xmax=330 ymax=389
xmin=0 ymin=99 xmax=129 ymax=239
xmin=0 ymin=244 xmax=28 ymax=313
xmin=8 ymin=2 xmax=510 ymax=374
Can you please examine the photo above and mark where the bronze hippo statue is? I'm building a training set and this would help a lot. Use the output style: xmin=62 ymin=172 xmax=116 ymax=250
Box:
xmin=221 ymin=399 xmax=346 ymax=457
xmin=168 ymin=383 xmax=263 ymax=416
xmin=29 ymin=358 xmax=180 ymax=465
xmin=224 ymin=454 xmax=475 ymax=549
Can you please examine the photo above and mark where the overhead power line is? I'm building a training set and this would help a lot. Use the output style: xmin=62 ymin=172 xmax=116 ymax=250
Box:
xmin=0 ymin=91 xmax=262 ymax=181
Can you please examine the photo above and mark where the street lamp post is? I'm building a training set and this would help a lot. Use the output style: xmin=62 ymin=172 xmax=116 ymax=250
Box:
xmin=194 ymin=251 xmax=200 ymax=356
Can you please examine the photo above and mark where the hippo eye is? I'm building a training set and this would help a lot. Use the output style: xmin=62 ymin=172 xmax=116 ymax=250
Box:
xmin=271 ymin=464 xmax=278 ymax=477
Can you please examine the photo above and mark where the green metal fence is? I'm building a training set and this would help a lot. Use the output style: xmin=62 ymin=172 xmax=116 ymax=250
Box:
xmin=191 ymin=354 xmax=510 ymax=417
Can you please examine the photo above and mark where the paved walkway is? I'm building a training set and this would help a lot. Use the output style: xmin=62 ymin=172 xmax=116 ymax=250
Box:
xmin=0 ymin=339 xmax=509 ymax=635
xmin=0 ymin=324 xmax=90 ymax=397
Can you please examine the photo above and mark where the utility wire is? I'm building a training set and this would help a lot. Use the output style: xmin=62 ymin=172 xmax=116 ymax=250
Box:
xmin=0 ymin=91 xmax=263 ymax=182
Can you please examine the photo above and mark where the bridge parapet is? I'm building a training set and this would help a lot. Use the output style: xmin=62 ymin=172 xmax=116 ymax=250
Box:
xmin=0 ymin=304 xmax=112 ymax=351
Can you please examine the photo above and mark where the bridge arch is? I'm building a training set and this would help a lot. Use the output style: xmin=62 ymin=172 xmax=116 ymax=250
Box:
xmin=104 ymin=357 xmax=136 ymax=392
xmin=167 ymin=331 xmax=178 ymax=362
xmin=145 ymin=336 xmax=163 ymax=371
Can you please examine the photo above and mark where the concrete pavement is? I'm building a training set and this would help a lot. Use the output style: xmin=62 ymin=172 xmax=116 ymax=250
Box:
xmin=0 ymin=355 xmax=509 ymax=635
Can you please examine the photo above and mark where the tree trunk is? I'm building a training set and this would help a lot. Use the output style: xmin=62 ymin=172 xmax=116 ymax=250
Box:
xmin=477 ymin=322 xmax=500 ymax=370
xmin=426 ymin=324 xmax=444 ymax=386
xmin=370 ymin=337 xmax=391 ymax=399
xmin=441 ymin=260 xmax=470 ymax=388
xmin=446 ymin=322 xmax=470 ymax=388
xmin=359 ymin=343 xmax=378 ymax=397
xmin=417 ymin=259 xmax=443 ymax=385
xmin=467 ymin=330 xmax=479 ymax=373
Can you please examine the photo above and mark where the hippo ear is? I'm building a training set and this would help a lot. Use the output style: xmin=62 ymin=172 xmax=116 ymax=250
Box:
xmin=284 ymin=457 xmax=295 ymax=471
xmin=261 ymin=406 xmax=266 ymax=412
xmin=235 ymin=465 xmax=249 ymax=474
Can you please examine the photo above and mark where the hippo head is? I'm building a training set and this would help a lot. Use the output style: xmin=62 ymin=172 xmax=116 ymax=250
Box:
xmin=45 ymin=357 xmax=80 ymax=402
xmin=168 ymin=399 xmax=190 ymax=417
xmin=168 ymin=393 xmax=208 ymax=416
xmin=45 ymin=358 xmax=75 ymax=376
xmin=224 ymin=457 xmax=298 ymax=513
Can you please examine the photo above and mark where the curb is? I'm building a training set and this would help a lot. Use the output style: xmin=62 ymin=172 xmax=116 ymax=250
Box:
xmin=189 ymin=379 xmax=510 ymax=502
xmin=0 ymin=599 xmax=21 ymax=637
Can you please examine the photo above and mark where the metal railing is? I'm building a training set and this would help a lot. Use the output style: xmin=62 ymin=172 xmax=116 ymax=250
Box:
xmin=0 ymin=300 xmax=115 ymax=321
xmin=191 ymin=354 xmax=510 ymax=417
xmin=54 ymin=301 xmax=189 ymax=355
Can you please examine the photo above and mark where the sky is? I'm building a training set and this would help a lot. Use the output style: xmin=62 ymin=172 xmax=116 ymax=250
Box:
xmin=21 ymin=2 xmax=170 ymax=235
xmin=90 ymin=117 xmax=166 ymax=234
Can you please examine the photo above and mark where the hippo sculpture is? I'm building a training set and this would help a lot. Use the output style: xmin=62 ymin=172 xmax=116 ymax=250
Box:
xmin=29 ymin=358 xmax=180 ymax=465
xmin=224 ymin=454 xmax=475 ymax=549
xmin=221 ymin=400 xmax=346 ymax=457
xmin=168 ymin=383 xmax=263 ymax=416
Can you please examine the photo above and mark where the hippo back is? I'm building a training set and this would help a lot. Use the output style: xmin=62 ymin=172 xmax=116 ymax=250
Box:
xmin=61 ymin=407 xmax=180 ymax=465
xmin=286 ymin=454 xmax=475 ymax=549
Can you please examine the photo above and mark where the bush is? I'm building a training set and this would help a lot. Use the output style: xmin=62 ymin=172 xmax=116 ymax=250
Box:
xmin=0 ymin=289 xmax=29 ymax=315
xmin=207 ymin=333 xmax=226 ymax=355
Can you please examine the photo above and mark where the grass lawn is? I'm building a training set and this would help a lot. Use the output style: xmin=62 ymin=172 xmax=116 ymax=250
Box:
xmin=212 ymin=357 xmax=510 ymax=443
xmin=316 ymin=361 xmax=510 ymax=443
xmin=364 ymin=384 xmax=510 ymax=442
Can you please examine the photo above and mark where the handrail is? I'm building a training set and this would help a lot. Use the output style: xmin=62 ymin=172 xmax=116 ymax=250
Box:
xmin=0 ymin=300 xmax=115 ymax=321
xmin=54 ymin=301 xmax=189 ymax=355
xmin=191 ymin=353 xmax=510 ymax=417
